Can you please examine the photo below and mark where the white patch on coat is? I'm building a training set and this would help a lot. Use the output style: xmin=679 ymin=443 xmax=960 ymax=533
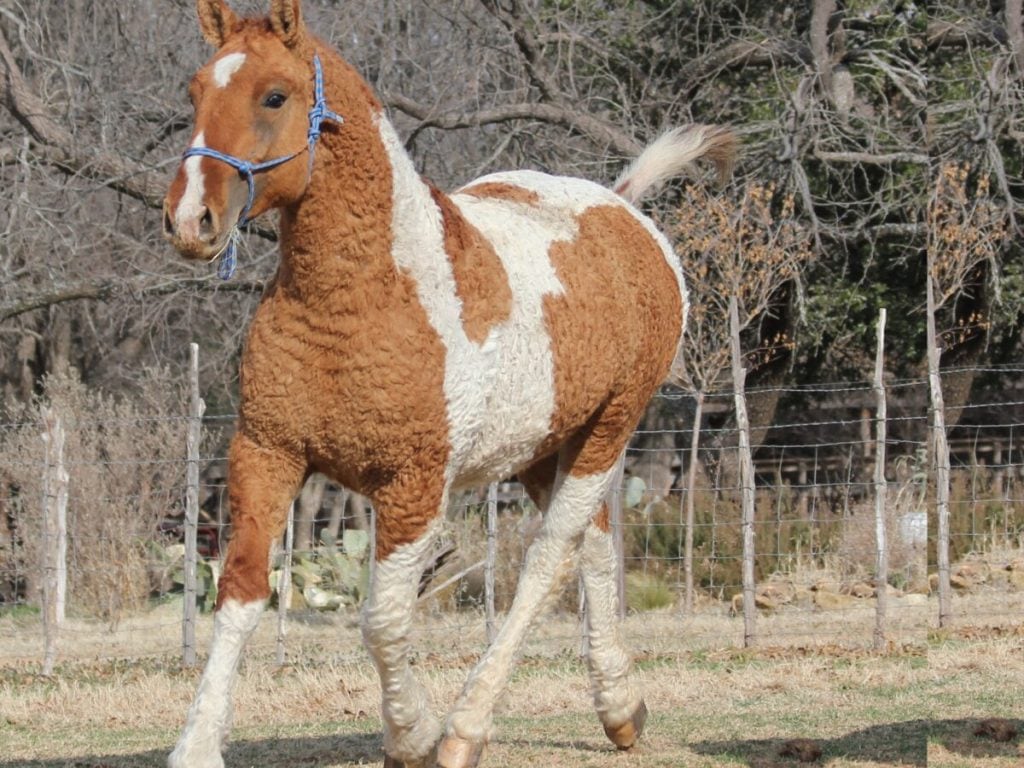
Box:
xmin=175 ymin=131 xmax=207 ymax=239
xmin=445 ymin=467 xmax=617 ymax=744
xmin=362 ymin=517 xmax=444 ymax=761
xmin=213 ymin=52 xmax=246 ymax=88
xmin=376 ymin=115 xmax=574 ymax=486
xmin=168 ymin=598 xmax=265 ymax=768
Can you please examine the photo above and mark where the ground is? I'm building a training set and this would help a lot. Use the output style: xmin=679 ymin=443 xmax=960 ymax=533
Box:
xmin=0 ymin=592 xmax=1021 ymax=768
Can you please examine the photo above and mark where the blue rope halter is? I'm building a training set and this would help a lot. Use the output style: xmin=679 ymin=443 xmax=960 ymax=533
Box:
xmin=181 ymin=54 xmax=343 ymax=279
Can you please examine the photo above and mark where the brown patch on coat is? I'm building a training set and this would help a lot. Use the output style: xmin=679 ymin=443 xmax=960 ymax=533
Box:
xmin=460 ymin=181 xmax=541 ymax=206
xmin=517 ymin=453 xmax=559 ymax=512
xmin=431 ymin=187 xmax=513 ymax=344
xmin=216 ymin=433 xmax=306 ymax=607
xmin=592 ymin=502 xmax=611 ymax=533
xmin=533 ymin=204 xmax=683 ymax=477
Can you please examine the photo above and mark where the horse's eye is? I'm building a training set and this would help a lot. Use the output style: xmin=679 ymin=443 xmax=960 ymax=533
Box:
xmin=263 ymin=92 xmax=287 ymax=109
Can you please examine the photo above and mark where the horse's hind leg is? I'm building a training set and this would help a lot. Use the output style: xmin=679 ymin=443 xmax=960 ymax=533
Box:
xmin=169 ymin=434 xmax=305 ymax=768
xmin=438 ymin=442 xmax=622 ymax=768
xmin=523 ymin=460 xmax=646 ymax=751
xmin=581 ymin=504 xmax=646 ymax=749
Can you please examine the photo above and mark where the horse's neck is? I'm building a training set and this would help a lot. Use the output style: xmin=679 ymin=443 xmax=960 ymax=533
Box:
xmin=277 ymin=95 xmax=444 ymax=304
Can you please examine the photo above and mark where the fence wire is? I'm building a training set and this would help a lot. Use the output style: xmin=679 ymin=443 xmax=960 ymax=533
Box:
xmin=1 ymin=372 xmax=1022 ymax=668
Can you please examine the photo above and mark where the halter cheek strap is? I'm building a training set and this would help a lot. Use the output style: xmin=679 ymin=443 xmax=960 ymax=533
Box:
xmin=180 ymin=54 xmax=343 ymax=279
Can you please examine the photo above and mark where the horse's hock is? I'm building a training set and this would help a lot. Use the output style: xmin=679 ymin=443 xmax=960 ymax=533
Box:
xmin=162 ymin=1 xmax=735 ymax=767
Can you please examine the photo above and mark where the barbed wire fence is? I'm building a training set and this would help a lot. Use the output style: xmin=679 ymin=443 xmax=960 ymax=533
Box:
xmin=1 ymin=352 xmax=1022 ymax=670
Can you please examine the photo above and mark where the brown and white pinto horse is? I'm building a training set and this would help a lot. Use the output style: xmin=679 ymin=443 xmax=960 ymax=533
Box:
xmin=162 ymin=2 xmax=735 ymax=766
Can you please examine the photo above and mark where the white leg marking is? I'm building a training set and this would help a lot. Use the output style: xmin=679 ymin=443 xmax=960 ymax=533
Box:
xmin=168 ymin=599 xmax=264 ymax=768
xmin=175 ymin=131 xmax=207 ymax=240
xmin=446 ymin=467 xmax=616 ymax=744
xmin=581 ymin=523 xmax=641 ymax=728
xmin=362 ymin=518 xmax=444 ymax=762
xmin=212 ymin=52 xmax=246 ymax=88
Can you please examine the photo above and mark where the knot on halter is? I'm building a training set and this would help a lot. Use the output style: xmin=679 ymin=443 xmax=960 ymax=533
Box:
xmin=179 ymin=54 xmax=342 ymax=280
xmin=306 ymin=55 xmax=343 ymax=159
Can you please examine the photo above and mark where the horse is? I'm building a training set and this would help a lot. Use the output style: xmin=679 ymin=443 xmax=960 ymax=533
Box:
xmin=162 ymin=2 xmax=735 ymax=766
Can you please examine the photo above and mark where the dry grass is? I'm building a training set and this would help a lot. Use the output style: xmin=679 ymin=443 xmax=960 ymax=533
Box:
xmin=1 ymin=587 xmax=1021 ymax=768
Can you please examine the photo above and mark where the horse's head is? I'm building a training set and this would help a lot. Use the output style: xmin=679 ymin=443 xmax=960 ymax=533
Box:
xmin=163 ymin=0 xmax=328 ymax=264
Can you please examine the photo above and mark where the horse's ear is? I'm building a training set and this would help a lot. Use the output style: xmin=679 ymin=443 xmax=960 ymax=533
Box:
xmin=269 ymin=0 xmax=304 ymax=48
xmin=196 ymin=0 xmax=239 ymax=47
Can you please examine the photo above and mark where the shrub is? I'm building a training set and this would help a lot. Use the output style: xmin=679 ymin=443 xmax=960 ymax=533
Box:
xmin=0 ymin=370 xmax=187 ymax=623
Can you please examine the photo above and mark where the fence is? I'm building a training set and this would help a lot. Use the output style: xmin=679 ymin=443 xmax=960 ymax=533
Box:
xmin=1 ymin=359 xmax=1022 ymax=669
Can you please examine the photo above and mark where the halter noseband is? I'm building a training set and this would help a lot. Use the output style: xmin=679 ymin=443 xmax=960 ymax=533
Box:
xmin=181 ymin=54 xmax=343 ymax=279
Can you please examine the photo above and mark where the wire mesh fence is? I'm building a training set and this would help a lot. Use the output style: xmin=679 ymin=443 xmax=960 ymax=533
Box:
xmin=1 ymin=366 xmax=1022 ymax=669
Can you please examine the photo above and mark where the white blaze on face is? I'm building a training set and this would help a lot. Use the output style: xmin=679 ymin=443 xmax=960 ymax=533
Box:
xmin=213 ymin=52 xmax=246 ymax=88
xmin=175 ymin=131 xmax=207 ymax=239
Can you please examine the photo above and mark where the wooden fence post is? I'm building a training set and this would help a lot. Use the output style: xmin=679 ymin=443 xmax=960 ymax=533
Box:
xmin=183 ymin=343 xmax=205 ymax=667
xmin=41 ymin=408 xmax=68 ymax=675
xmin=873 ymin=308 xmax=889 ymax=650
xmin=729 ymin=295 xmax=757 ymax=648
xmin=683 ymin=391 xmax=704 ymax=617
xmin=926 ymin=265 xmax=952 ymax=626
xmin=485 ymin=482 xmax=498 ymax=644
xmin=276 ymin=501 xmax=295 ymax=666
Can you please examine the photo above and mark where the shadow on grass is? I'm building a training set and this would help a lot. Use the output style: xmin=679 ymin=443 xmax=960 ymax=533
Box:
xmin=1 ymin=718 xmax=1019 ymax=768
xmin=691 ymin=718 xmax=1022 ymax=767
xmin=927 ymin=717 xmax=1023 ymax=761
xmin=0 ymin=731 xmax=383 ymax=768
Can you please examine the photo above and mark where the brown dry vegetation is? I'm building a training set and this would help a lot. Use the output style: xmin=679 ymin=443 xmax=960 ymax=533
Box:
xmin=0 ymin=593 xmax=1021 ymax=767
xmin=0 ymin=372 xmax=191 ymax=622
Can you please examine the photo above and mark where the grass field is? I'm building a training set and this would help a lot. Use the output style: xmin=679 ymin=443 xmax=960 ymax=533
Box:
xmin=1 ymin=593 xmax=1021 ymax=768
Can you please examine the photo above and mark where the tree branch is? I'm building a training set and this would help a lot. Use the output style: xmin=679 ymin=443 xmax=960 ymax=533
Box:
xmin=1 ymin=275 xmax=265 ymax=322
xmin=0 ymin=24 xmax=277 ymax=241
xmin=813 ymin=149 xmax=929 ymax=165
xmin=386 ymin=93 xmax=641 ymax=155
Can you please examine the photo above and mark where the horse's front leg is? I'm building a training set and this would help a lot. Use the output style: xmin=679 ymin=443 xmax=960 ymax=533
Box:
xmin=362 ymin=481 xmax=447 ymax=768
xmin=168 ymin=433 xmax=305 ymax=768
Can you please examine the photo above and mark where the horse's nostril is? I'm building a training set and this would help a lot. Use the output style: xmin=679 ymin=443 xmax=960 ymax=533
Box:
xmin=200 ymin=207 xmax=213 ymax=231
xmin=163 ymin=208 xmax=174 ymax=237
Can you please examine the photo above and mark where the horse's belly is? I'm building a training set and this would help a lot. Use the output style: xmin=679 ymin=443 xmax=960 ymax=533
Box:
xmin=447 ymin=327 xmax=559 ymax=489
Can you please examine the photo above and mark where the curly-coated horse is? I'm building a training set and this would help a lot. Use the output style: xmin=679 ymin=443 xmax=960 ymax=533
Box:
xmin=162 ymin=2 xmax=735 ymax=766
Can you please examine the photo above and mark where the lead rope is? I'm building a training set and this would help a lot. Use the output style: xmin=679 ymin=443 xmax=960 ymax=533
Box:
xmin=181 ymin=54 xmax=343 ymax=280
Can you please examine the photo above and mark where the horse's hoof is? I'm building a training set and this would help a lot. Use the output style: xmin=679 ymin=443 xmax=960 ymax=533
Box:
xmin=435 ymin=735 xmax=485 ymax=768
xmin=383 ymin=743 xmax=438 ymax=768
xmin=603 ymin=700 xmax=648 ymax=750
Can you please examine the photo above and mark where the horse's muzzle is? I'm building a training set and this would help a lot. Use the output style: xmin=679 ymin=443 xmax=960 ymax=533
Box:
xmin=163 ymin=199 xmax=225 ymax=261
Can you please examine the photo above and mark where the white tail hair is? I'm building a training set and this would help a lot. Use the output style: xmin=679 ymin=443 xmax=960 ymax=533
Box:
xmin=613 ymin=124 xmax=737 ymax=204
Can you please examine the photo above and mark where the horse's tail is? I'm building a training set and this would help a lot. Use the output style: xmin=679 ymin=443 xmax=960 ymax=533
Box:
xmin=613 ymin=124 xmax=737 ymax=204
